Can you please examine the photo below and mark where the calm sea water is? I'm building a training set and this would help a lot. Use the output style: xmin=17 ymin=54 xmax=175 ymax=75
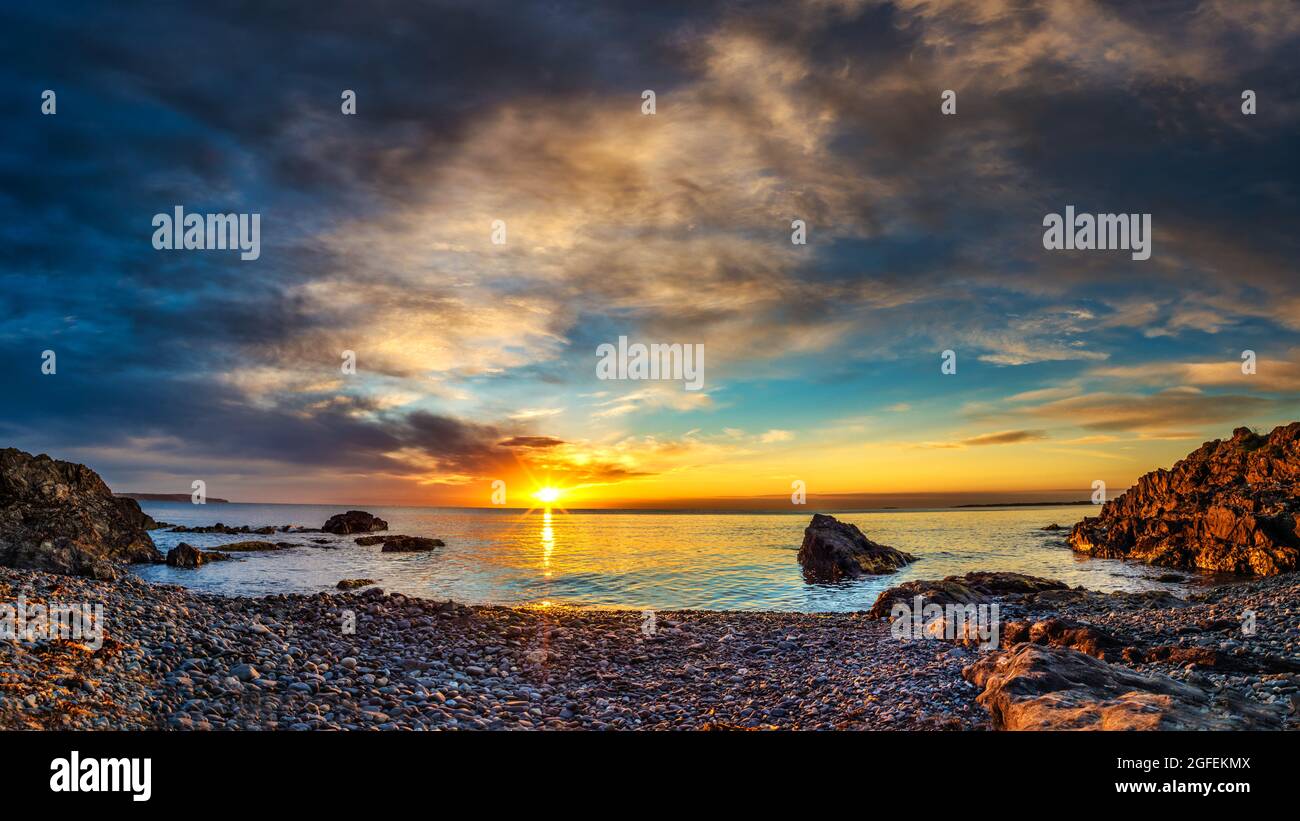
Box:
xmin=131 ymin=502 xmax=1200 ymax=612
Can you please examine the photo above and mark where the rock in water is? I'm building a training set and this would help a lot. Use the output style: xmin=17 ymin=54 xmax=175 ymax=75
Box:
xmin=0 ymin=447 xmax=161 ymax=579
xmin=963 ymin=643 xmax=1282 ymax=730
xmin=337 ymin=578 xmax=376 ymax=590
xmin=1069 ymin=423 xmax=1300 ymax=575
xmin=321 ymin=510 xmax=389 ymax=534
xmin=380 ymin=535 xmax=444 ymax=552
xmin=166 ymin=543 xmax=229 ymax=568
xmin=797 ymin=513 xmax=915 ymax=581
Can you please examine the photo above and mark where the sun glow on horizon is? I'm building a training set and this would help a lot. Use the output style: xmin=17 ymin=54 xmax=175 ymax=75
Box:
xmin=533 ymin=486 xmax=563 ymax=504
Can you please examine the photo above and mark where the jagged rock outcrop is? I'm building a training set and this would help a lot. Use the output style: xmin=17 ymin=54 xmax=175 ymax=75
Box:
xmin=322 ymin=510 xmax=389 ymax=535
xmin=1000 ymin=618 xmax=1126 ymax=660
xmin=963 ymin=643 xmax=1282 ymax=730
xmin=0 ymin=447 xmax=161 ymax=579
xmin=797 ymin=513 xmax=915 ymax=582
xmin=869 ymin=571 xmax=1068 ymax=618
xmin=1069 ymin=423 xmax=1300 ymax=575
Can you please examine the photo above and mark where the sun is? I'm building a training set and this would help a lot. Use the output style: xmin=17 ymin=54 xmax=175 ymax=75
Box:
xmin=533 ymin=486 xmax=563 ymax=504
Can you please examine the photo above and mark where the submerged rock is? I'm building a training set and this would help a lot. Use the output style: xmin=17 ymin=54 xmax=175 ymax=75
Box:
xmin=322 ymin=510 xmax=389 ymax=535
xmin=1069 ymin=423 xmax=1300 ymax=575
xmin=169 ymin=523 xmax=280 ymax=535
xmin=0 ymin=447 xmax=161 ymax=579
xmin=380 ymin=535 xmax=444 ymax=552
xmin=354 ymin=533 xmax=444 ymax=550
xmin=219 ymin=540 xmax=290 ymax=552
xmin=337 ymin=578 xmax=376 ymax=590
xmin=963 ymin=643 xmax=1282 ymax=730
xmin=797 ymin=513 xmax=915 ymax=582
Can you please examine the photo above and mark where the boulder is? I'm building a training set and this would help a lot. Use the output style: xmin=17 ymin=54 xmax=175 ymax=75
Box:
xmin=963 ymin=643 xmax=1282 ymax=730
xmin=322 ymin=510 xmax=389 ymax=535
xmin=354 ymin=535 xmax=386 ymax=546
xmin=869 ymin=571 xmax=1067 ymax=618
xmin=337 ymin=578 xmax=376 ymax=590
xmin=165 ymin=542 xmax=229 ymax=568
xmin=380 ymin=535 xmax=444 ymax=552
xmin=1068 ymin=423 xmax=1300 ymax=575
xmin=796 ymin=513 xmax=915 ymax=581
xmin=0 ymin=447 xmax=161 ymax=579
xmin=1000 ymin=618 xmax=1126 ymax=660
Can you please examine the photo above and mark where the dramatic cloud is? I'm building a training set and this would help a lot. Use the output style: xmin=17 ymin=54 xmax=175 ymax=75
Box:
xmin=918 ymin=430 xmax=1050 ymax=449
xmin=2 ymin=0 xmax=1298 ymax=503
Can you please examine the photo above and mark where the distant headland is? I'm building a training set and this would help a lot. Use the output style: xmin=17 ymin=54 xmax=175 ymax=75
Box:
xmin=115 ymin=493 xmax=231 ymax=503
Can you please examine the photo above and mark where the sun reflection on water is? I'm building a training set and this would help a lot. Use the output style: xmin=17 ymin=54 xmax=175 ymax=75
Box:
xmin=540 ymin=508 xmax=554 ymax=574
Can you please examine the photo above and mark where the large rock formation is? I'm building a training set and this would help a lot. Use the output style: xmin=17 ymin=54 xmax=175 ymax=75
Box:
xmin=797 ymin=513 xmax=915 ymax=582
xmin=963 ymin=643 xmax=1282 ymax=730
xmin=1068 ymin=423 xmax=1300 ymax=575
xmin=868 ymin=571 xmax=1067 ymax=618
xmin=0 ymin=447 xmax=161 ymax=579
xmin=322 ymin=510 xmax=389 ymax=535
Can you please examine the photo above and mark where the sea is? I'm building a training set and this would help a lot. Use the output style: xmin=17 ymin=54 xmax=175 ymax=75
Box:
xmin=130 ymin=502 xmax=1215 ymax=612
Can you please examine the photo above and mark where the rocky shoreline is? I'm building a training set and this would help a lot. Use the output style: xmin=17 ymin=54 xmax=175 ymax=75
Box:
xmin=1069 ymin=423 xmax=1300 ymax=576
xmin=2 ymin=564 xmax=1295 ymax=731
xmin=3 ymin=433 xmax=1298 ymax=731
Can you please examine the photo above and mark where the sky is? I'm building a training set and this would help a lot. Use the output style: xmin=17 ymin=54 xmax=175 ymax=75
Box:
xmin=2 ymin=0 xmax=1299 ymax=508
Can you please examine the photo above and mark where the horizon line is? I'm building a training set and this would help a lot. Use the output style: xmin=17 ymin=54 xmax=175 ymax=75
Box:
xmin=118 ymin=490 xmax=1111 ymax=513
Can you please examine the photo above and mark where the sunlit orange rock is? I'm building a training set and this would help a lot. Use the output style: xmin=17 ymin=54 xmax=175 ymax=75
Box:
xmin=1068 ymin=424 xmax=1300 ymax=576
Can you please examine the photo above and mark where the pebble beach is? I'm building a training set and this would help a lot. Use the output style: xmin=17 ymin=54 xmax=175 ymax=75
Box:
xmin=3 ymin=564 xmax=1296 ymax=731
